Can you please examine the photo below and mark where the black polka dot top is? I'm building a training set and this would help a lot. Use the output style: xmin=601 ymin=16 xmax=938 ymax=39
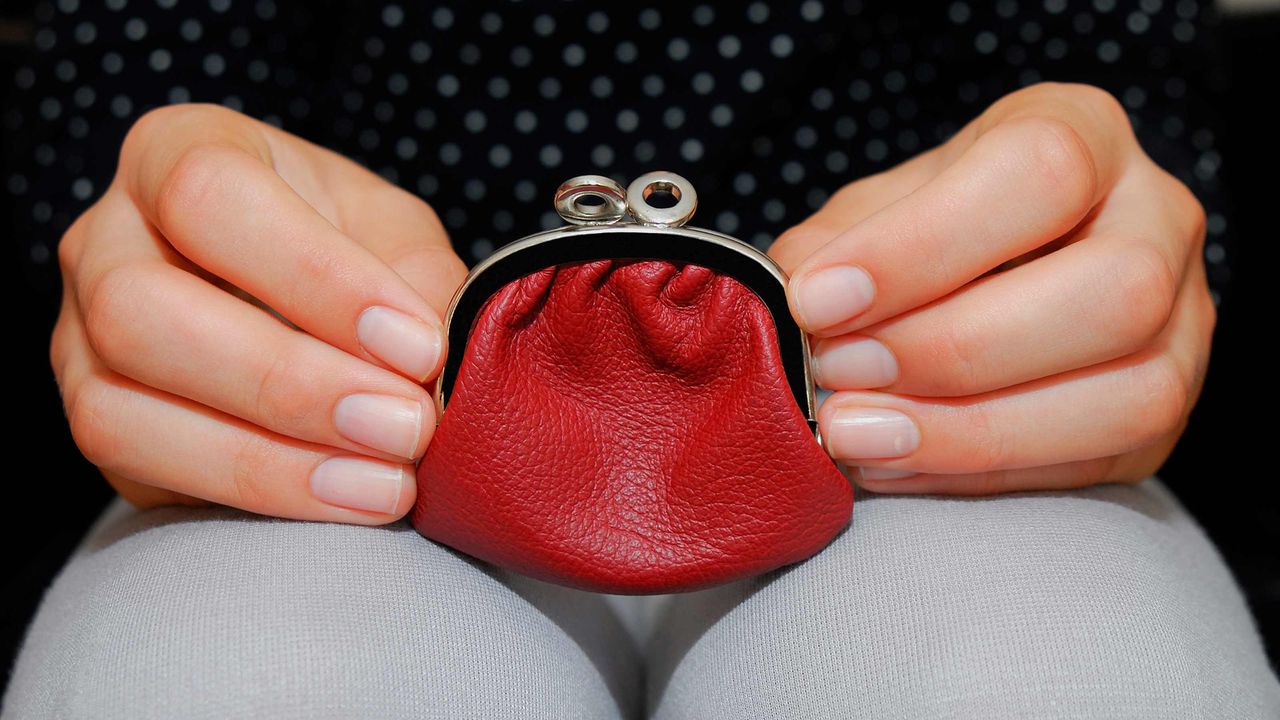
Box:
xmin=3 ymin=0 xmax=1232 ymax=313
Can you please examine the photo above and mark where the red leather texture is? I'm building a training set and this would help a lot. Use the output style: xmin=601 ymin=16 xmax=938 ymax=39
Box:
xmin=413 ymin=259 xmax=853 ymax=594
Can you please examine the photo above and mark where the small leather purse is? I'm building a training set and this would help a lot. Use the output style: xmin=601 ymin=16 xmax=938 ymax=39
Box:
xmin=412 ymin=171 xmax=853 ymax=594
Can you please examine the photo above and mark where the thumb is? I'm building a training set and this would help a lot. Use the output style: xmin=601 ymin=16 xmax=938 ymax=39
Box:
xmin=767 ymin=148 xmax=945 ymax=276
xmin=343 ymin=191 xmax=469 ymax=319
xmin=251 ymin=121 xmax=469 ymax=320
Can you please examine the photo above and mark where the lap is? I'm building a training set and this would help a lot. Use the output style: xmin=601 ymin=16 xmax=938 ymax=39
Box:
xmin=647 ymin=478 xmax=1280 ymax=719
xmin=2 ymin=498 xmax=642 ymax=720
xmin=7 ymin=480 xmax=1277 ymax=719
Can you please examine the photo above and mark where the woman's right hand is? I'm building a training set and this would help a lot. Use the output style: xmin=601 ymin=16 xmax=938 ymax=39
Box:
xmin=50 ymin=104 xmax=469 ymax=524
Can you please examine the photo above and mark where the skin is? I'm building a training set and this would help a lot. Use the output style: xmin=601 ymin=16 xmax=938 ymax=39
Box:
xmin=52 ymin=104 xmax=467 ymax=523
xmin=50 ymin=83 xmax=1214 ymax=522
xmin=772 ymin=83 xmax=1214 ymax=494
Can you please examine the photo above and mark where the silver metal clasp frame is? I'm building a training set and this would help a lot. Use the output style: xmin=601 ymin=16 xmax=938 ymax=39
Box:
xmin=437 ymin=171 xmax=821 ymax=446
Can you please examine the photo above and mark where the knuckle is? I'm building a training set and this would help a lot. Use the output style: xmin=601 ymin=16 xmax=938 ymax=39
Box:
xmin=56 ymin=217 xmax=87 ymax=277
xmin=80 ymin=262 xmax=163 ymax=365
xmin=280 ymin=245 xmax=346 ymax=310
xmin=253 ymin=345 xmax=310 ymax=432
xmin=66 ymin=376 xmax=122 ymax=469
xmin=1187 ymin=196 xmax=1209 ymax=244
xmin=921 ymin=320 xmax=985 ymax=394
xmin=1105 ymin=239 xmax=1178 ymax=349
xmin=228 ymin=433 xmax=279 ymax=511
xmin=1201 ymin=288 xmax=1219 ymax=336
xmin=153 ymin=142 xmax=243 ymax=230
xmin=49 ymin=313 xmax=71 ymax=378
xmin=1003 ymin=116 xmax=1099 ymax=213
xmin=958 ymin=405 xmax=1012 ymax=473
xmin=1127 ymin=357 xmax=1191 ymax=447
xmin=1166 ymin=173 xmax=1208 ymax=245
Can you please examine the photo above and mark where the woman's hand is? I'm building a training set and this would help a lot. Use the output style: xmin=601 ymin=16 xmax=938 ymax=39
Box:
xmin=51 ymin=104 xmax=468 ymax=523
xmin=771 ymin=83 xmax=1214 ymax=494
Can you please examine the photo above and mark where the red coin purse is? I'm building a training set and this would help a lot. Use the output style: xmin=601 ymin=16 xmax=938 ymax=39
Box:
xmin=412 ymin=172 xmax=853 ymax=594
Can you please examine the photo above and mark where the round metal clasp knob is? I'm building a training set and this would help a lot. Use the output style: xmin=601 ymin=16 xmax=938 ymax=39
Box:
xmin=553 ymin=175 xmax=628 ymax=225
xmin=626 ymin=171 xmax=697 ymax=227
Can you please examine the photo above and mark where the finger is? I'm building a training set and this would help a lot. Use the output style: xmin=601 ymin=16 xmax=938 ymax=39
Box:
xmin=785 ymin=84 xmax=1134 ymax=337
xmin=327 ymin=180 xmax=469 ymax=315
xmin=768 ymin=147 xmax=946 ymax=274
xmin=52 ymin=274 xmax=200 ymax=509
xmin=851 ymin=437 xmax=1178 ymax=495
xmin=817 ymin=268 xmax=1212 ymax=475
xmin=814 ymin=162 xmax=1199 ymax=396
xmin=120 ymin=104 xmax=447 ymax=381
xmin=65 ymin=168 xmax=440 ymax=461
xmin=81 ymin=256 xmax=436 ymax=462
xmin=246 ymin=117 xmax=469 ymax=315
xmin=57 ymin=299 xmax=414 ymax=523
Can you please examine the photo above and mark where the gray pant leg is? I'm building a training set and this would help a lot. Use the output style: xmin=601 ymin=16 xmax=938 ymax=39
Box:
xmin=647 ymin=479 xmax=1280 ymax=719
xmin=3 ymin=498 xmax=641 ymax=720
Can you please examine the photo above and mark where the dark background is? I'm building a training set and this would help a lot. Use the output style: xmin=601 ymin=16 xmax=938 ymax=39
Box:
xmin=2 ymin=1 xmax=1276 ymax=694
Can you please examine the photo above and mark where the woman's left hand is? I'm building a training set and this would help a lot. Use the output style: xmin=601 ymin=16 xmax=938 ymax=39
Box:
xmin=771 ymin=82 xmax=1215 ymax=494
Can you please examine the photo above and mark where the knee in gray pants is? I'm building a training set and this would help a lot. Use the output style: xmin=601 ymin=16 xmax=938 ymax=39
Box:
xmin=646 ymin=480 xmax=1280 ymax=720
xmin=3 ymin=499 xmax=642 ymax=720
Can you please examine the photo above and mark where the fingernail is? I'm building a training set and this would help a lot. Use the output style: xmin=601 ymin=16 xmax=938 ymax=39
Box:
xmin=826 ymin=408 xmax=920 ymax=459
xmin=356 ymin=306 xmax=443 ymax=382
xmin=791 ymin=265 xmax=875 ymax=331
xmin=309 ymin=457 xmax=407 ymax=514
xmin=858 ymin=467 xmax=919 ymax=481
xmin=813 ymin=337 xmax=898 ymax=389
xmin=334 ymin=394 xmax=424 ymax=459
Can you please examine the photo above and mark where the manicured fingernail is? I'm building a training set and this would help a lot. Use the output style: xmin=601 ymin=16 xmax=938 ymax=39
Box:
xmin=858 ymin=467 xmax=919 ymax=481
xmin=826 ymin=408 xmax=920 ymax=459
xmin=309 ymin=457 xmax=407 ymax=514
xmin=334 ymin=394 xmax=424 ymax=459
xmin=790 ymin=265 xmax=875 ymax=331
xmin=813 ymin=337 xmax=898 ymax=389
xmin=356 ymin=306 xmax=443 ymax=382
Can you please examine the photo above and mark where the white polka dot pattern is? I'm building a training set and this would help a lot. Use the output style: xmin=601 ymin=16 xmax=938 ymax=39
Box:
xmin=2 ymin=0 xmax=1232 ymax=305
